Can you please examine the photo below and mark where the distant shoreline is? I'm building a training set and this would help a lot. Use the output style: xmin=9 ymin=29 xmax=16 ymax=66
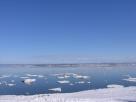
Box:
xmin=1 ymin=63 xmax=136 ymax=67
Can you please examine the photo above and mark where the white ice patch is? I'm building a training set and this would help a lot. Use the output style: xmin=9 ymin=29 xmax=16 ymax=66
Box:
xmin=123 ymin=75 xmax=136 ymax=82
xmin=26 ymin=74 xmax=38 ymax=77
xmin=37 ymin=75 xmax=44 ymax=78
xmin=123 ymin=77 xmax=136 ymax=82
xmin=0 ymin=81 xmax=16 ymax=87
xmin=57 ymin=80 xmax=70 ymax=84
xmin=87 ymin=82 xmax=91 ymax=84
xmin=49 ymin=88 xmax=61 ymax=92
xmin=76 ymin=81 xmax=85 ymax=84
xmin=22 ymin=79 xmax=36 ymax=85
xmin=73 ymin=75 xmax=89 ymax=79
xmin=6 ymin=83 xmax=16 ymax=87
xmin=0 ymin=75 xmax=10 ymax=79
xmin=20 ymin=77 xmax=30 ymax=79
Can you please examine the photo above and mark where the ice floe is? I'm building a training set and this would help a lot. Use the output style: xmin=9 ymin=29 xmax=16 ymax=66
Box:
xmin=26 ymin=74 xmax=45 ymax=78
xmin=0 ymin=81 xmax=16 ymax=87
xmin=26 ymin=74 xmax=38 ymax=77
xmin=48 ymin=88 xmax=62 ymax=92
xmin=37 ymin=75 xmax=44 ymax=78
xmin=73 ymin=75 xmax=89 ymax=79
xmin=76 ymin=81 xmax=85 ymax=84
xmin=123 ymin=75 xmax=136 ymax=82
xmin=20 ymin=77 xmax=30 ymax=79
xmin=87 ymin=82 xmax=91 ymax=84
xmin=0 ymin=75 xmax=10 ymax=79
xmin=123 ymin=77 xmax=136 ymax=82
xmin=22 ymin=79 xmax=36 ymax=85
xmin=6 ymin=83 xmax=16 ymax=87
xmin=57 ymin=80 xmax=70 ymax=84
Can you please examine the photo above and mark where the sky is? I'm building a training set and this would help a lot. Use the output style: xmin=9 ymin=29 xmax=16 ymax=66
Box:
xmin=0 ymin=0 xmax=136 ymax=64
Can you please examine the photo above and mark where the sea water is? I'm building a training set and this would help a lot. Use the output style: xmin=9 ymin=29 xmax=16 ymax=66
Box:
xmin=0 ymin=64 xmax=136 ymax=95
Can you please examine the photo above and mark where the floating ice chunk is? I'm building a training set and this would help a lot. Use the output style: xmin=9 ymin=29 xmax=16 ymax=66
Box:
xmin=87 ymin=82 xmax=91 ymax=84
xmin=26 ymin=74 xmax=38 ymax=77
xmin=20 ymin=77 xmax=30 ymax=79
xmin=0 ymin=75 xmax=10 ymax=79
xmin=64 ymin=75 xmax=70 ymax=78
xmin=22 ymin=79 xmax=36 ymax=85
xmin=107 ymin=84 xmax=124 ymax=88
xmin=73 ymin=75 xmax=89 ymax=79
xmin=123 ymin=77 xmax=136 ymax=82
xmin=37 ymin=75 xmax=44 ymax=78
xmin=51 ymin=74 xmax=62 ymax=76
xmin=57 ymin=80 xmax=70 ymax=84
xmin=49 ymin=88 xmax=61 ymax=92
xmin=0 ymin=81 xmax=16 ymax=87
xmin=76 ymin=81 xmax=85 ymax=84
xmin=57 ymin=75 xmax=70 ymax=79
xmin=57 ymin=76 xmax=65 ymax=79
xmin=65 ymin=73 xmax=78 ymax=76
xmin=26 ymin=74 xmax=44 ymax=78
xmin=6 ymin=83 xmax=16 ymax=87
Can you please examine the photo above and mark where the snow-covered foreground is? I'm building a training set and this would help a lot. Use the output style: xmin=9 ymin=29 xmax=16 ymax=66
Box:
xmin=0 ymin=85 xmax=136 ymax=102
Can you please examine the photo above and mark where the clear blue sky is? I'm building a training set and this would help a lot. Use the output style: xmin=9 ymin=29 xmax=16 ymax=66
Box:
xmin=0 ymin=0 xmax=136 ymax=64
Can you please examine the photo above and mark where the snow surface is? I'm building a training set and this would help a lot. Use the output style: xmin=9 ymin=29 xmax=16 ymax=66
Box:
xmin=0 ymin=85 xmax=136 ymax=102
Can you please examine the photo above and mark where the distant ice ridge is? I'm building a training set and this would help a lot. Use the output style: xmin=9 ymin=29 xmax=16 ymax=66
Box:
xmin=0 ymin=85 xmax=136 ymax=102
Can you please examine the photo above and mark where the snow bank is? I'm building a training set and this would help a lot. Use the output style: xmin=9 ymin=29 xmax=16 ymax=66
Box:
xmin=0 ymin=85 xmax=136 ymax=102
